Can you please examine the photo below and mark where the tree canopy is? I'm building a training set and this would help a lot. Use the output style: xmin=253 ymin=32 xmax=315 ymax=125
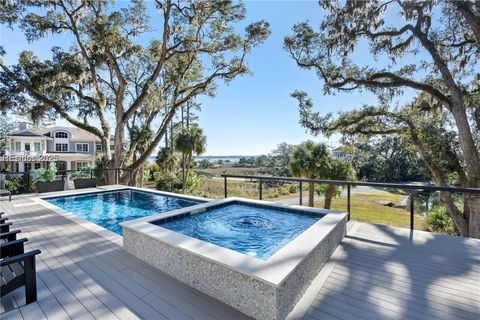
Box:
xmin=0 ymin=0 xmax=270 ymax=184
xmin=285 ymin=0 xmax=480 ymax=237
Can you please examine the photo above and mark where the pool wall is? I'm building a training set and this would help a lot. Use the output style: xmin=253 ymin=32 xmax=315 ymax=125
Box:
xmin=122 ymin=198 xmax=347 ymax=320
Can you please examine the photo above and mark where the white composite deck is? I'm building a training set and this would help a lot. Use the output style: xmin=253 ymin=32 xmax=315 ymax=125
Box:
xmin=1 ymin=188 xmax=479 ymax=320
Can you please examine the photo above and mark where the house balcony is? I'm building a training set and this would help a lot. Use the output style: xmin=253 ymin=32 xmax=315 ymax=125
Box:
xmin=3 ymin=150 xmax=46 ymax=157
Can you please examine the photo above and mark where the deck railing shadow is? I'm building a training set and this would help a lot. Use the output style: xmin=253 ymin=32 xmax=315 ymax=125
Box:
xmin=315 ymin=223 xmax=479 ymax=319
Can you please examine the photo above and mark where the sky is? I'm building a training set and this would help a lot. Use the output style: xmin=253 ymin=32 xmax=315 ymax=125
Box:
xmin=0 ymin=1 xmax=408 ymax=156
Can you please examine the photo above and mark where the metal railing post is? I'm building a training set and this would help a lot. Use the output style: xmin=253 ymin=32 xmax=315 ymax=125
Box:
xmin=224 ymin=176 xmax=227 ymax=198
xmin=347 ymin=184 xmax=351 ymax=221
xmin=299 ymin=181 xmax=303 ymax=206
xmin=26 ymin=172 xmax=30 ymax=192
xmin=259 ymin=179 xmax=263 ymax=200
xmin=410 ymin=191 xmax=415 ymax=230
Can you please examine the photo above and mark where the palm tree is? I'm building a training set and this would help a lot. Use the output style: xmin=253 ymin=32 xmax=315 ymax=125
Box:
xmin=174 ymin=125 xmax=207 ymax=193
xmin=290 ymin=141 xmax=355 ymax=208
xmin=290 ymin=141 xmax=330 ymax=207
xmin=155 ymin=147 xmax=177 ymax=173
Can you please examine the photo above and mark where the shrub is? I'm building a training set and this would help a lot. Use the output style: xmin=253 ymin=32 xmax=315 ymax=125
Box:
xmin=32 ymin=163 xmax=57 ymax=183
xmin=287 ymin=184 xmax=298 ymax=193
xmin=424 ymin=206 xmax=458 ymax=235
xmin=5 ymin=176 xmax=26 ymax=194
xmin=155 ymin=173 xmax=182 ymax=192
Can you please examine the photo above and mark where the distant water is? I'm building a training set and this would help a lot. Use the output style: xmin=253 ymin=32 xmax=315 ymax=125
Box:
xmin=148 ymin=155 xmax=255 ymax=164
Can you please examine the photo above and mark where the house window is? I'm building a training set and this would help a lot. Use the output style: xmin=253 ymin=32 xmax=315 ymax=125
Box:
xmin=55 ymin=131 xmax=68 ymax=139
xmin=110 ymin=145 xmax=115 ymax=151
xmin=96 ymin=144 xmax=102 ymax=152
xmin=25 ymin=163 xmax=32 ymax=171
xmin=76 ymin=162 xmax=89 ymax=170
xmin=34 ymin=163 xmax=41 ymax=169
xmin=24 ymin=143 xmax=31 ymax=151
xmin=76 ymin=143 xmax=89 ymax=152
xmin=15 ymin=142 xmax=21 ymax=151
xmin=55 ymin=143 xmax=68 ymax=152
xmin=34 ymin=142 xmax=41 ymax=152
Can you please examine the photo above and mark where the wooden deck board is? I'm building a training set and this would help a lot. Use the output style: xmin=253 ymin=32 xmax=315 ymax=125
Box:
xmin=1 ymin=190 xmax=479 ymax=320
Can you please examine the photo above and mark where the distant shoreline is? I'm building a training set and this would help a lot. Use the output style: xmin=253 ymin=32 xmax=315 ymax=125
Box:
xmin=147 ymin=155 xmax=257 ymax=163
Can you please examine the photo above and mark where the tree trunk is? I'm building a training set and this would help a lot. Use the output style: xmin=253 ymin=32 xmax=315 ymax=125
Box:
xmin=308 ymin=182 xmax=315 ymax=207
xmin=440 ymin=192 xmax=469 ymax=237
xmin=324 ymin=184 xmax=337 ymax=209
xmin=181 ymin=154 xmax=187 ymax=194
xmin=465 ymin=193 xmax=480 ymax=238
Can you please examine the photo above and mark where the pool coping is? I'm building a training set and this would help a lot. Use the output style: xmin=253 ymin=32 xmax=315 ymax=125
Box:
xmin=121 ymin=197 xmax=347 ymax=286
xmin=31 ymin=186 xmax=211 ymax=247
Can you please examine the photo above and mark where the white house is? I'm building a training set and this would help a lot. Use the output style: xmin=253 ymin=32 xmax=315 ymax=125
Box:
xmin=332 ymin=146 xmax=352 ymax=160
xmin=1 ymin=123 xmax=125 ymax=172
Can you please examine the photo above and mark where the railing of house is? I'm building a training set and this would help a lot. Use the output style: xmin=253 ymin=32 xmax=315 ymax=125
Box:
xmin=1 ymin=168 xmax=132 ymax=194
xmin=221 ymin=174 xmax=480 ymax=230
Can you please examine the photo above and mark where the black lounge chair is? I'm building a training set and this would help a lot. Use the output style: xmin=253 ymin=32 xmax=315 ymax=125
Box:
xmin=0 ymin=230 xmax=21 ymax=243
xmin=0 ymin=222 xmax=12 ymax=233
xmin=0 ymin=238 xmax=41 ymax=304
xmin=0 ymin=189 xmax=11 ymax=201
xmin=0 ymin=216 xmax=8 ymax=224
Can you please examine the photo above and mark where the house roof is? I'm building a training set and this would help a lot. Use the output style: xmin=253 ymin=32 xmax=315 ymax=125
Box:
xmin=8 ymin=129 xmax=51 ymax=138
xmin=9 ymin=126 xmax=129 ymax=144
xmin=36 ymin=126 xmax=101 ymax=142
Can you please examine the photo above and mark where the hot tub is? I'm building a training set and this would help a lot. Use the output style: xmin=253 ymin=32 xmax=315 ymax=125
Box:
xmin=122 ymin=198 xmax=346 ymax=320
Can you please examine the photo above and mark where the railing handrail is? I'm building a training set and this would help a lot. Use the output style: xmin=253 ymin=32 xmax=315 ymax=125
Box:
xmin=220 ymin=174 xmax=480 ymax=194
xmin=221 ymin=173 xmax=480 ymax=231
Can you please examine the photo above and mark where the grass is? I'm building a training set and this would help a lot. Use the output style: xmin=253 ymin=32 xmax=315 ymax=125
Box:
xmin=314 ymin=189 xmax=425 ymax=230
xmin=196 ymin=167 xmax=262 ymax=176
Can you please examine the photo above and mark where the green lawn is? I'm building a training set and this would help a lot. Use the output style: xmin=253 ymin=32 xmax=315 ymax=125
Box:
xmin=314 ymin=189 xmax=425 ymax=230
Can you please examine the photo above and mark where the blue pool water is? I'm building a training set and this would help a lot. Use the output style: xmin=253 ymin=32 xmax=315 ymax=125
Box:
xmin=46 ymin=189 xmax=202 ymax=235
xmin=155 ymin=203 xmax=323 ymax=260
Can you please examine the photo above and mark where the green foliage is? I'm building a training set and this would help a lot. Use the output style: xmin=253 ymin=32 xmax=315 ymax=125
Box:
xmin=5 ymin=175 xmax=27 ymax=194
xmin=155 ymin=173 xmax=182 ymax=193
xmin=174 ymin=125 xmax=207 ymax=158
xmin=197 ymin=159 xmax=213 ymax=169
xmin=289 ymin=141 xmax=330 ymax=179
xmin=0 ymin=118 xmax=17 ymax=155
xmin=424 ymin=207 xmax=458 ymax=236
xmin=290 ymin=141 xmax=355 ymax=180
xmin=71 ymin=164 xmax=93 ymax=179
xmin=156 ymin=147 xmax=177 ymax=173
xmin=145 ymin=163 xmax=160 ymax=181
xmin=351 ymin=136 xmax=427 ymax=182
xmin=175 ymin=125 xmax=207 ymax=193
xmin=286 ymin=184 xmax=298 ymax=194
xmin=315 ymin=184 xmax=341 ymax=197
xmin=32 ymin=163 xmax=57 ymax=183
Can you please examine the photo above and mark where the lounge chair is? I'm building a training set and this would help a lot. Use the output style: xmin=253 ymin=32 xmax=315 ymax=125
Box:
xmin=0 ymin=237 xmax=41 ymax=304
xmin=0 ymin=222 xmax=12 ymax=233
xmin=0 ymin=189 xmax=11 ymax=201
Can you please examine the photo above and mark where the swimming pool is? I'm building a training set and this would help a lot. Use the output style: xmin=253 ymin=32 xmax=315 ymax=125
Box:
xmin=45 ymin=189 xmax=203 ymax=235
xmin=153 ymin=202 xmax=322 ymax=260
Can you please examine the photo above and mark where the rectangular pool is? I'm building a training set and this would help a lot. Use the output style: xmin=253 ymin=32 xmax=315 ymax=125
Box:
xmin=123 ymin=197 xmax=346 ymax=320
xmin=45 ymin=189 xmax=203 ymax=235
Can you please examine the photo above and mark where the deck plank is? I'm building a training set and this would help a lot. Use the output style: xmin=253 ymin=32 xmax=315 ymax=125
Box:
xmin=2 ymin=189 xmax=480 ymax=320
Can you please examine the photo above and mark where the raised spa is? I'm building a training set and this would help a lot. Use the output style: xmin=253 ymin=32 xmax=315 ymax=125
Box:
xmin=122 ymin=197 xmax=346 ymax=320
